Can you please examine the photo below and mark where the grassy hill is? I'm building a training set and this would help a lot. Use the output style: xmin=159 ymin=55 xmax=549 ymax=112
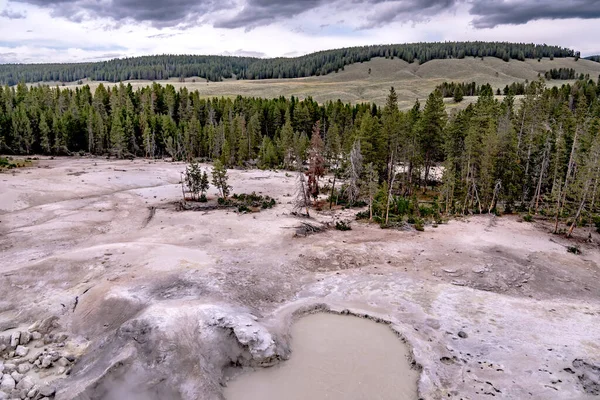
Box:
xmin=53 ymin=56 xmax=600 ymax=109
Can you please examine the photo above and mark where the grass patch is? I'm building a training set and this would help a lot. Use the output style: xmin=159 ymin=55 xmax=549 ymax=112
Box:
xmin=0 ymin=157 xmax=32 ymax=170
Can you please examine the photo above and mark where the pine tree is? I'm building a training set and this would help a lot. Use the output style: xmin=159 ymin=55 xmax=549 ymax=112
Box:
xmin=453 ymin=86 xmax=464 ymax=103
xmin=110 ymin=112 xmax=126 ymax=158
xmin=420 ymin=90 xmax=446 ymax=190
xmin=200 ymin=170 xmax=210 ymax=199
xmin=211 ymin=160 xmax=231 ymax=199
xmin=39 ymin=113 xmax=51 ymax=154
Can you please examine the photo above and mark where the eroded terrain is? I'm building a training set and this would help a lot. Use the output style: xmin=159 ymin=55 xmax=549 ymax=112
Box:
xmin=1 ymin=157 xmax=599 ymax=399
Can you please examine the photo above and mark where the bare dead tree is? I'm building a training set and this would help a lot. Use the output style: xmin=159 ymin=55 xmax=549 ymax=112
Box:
xmin=294 ymin=171 xmax=311 ymax=217
xmin=347 ymin=140 xmax=363 ymax=205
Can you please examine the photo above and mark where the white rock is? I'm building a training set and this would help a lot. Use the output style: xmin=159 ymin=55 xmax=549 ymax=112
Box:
xmin=38 ymin=384 xmax=55 ymax=397
xmin=1 ymin=365 xmax=14 ymax=374
xmin=14 ymin=346 xmax=28 ymax=358
xmin=9 ymin=372 xmax=22 ymax=384
xmin=18 ymin=332 xmax=30 ymax=346
xmin=30 ymin=332 xmax=41 ymax=341
xmin=40 ymin=356 xmax=52 ymax=369
xmin=27 ymin=385 xmax=38 ymax=398
xmin=9 ymin=333 xmax=20 ymax=349
xmin=56 ymin=357 xmax=69 ymax=367
xmin=16 ymin=364 xmax=30 ymax=374
xmin=16 ymin=376 xmax=34 ymax=392
xmin=0 ymin=390 xmax=6 ymax=399
xmin=0 ymin=375 xmax=15 ymax=392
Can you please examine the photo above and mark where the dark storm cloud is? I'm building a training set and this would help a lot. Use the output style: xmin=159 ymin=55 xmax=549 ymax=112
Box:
xmin=470 ymin=0 xmax=600 ymax=28
xmin=1 ymin=8 xmax=27 ymax=19
xmin=10 ymin=0 xmax=233 ymax=27
xmin=8 ymin=0 xmax=600 ymax=30
xmin=217 ymin=0 xmax=460 ymax=29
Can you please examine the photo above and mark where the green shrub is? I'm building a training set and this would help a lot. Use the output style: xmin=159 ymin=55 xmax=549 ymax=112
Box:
xmin=335 ymin=221 xmax=352 ymax=231
xmin=356 ymin=211 xmax=370 ymax=220
xmin=414 ymin=218 xmax=425 ymax=231
xmin=523 ymin=214 xmax=533 ymax=222
xmin=567 ymin=245 xmax=581 ymax=254
xmin=199 ymin=194 xmax=207 ymax=203
xmin=593 ymin=215 xmax=600 ymax=233
xmin=238 ymin=204 xmax=251 ymax=213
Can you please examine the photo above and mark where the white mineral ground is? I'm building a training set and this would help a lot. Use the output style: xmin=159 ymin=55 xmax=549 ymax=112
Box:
xmin=0 ymin=157 xmax=599 ymax=400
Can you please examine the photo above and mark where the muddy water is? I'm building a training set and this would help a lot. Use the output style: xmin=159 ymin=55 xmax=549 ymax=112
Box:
xmin=224 ymin=313 xmax=419 ymax=400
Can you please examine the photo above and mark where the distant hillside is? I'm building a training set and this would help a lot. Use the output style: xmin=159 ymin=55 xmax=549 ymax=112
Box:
xmin=586 ymin=55 xmax=600 ymax=63
xmin=58 ymin=56 xmax=600 ymax=109
xmin=0 ymin=42 xmax=577 ymax=85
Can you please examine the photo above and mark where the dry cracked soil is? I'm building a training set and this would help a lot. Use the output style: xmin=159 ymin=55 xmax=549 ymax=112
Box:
xmin=1 ymin=157 xmax=599 ymax=400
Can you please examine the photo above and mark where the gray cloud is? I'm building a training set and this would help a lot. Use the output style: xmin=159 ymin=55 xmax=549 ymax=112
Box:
xmin=10 ymin=0 xmax=233 ymax=27
xmin=8 ymin=0 xmax=600 ymax=30
xmin=215 ymin=0 xmax=322 ymax=29
xmin=470 ymin=0 xmax=600 ymax=28
xmin=1 ymin=8 xmax=27 ymax=19
xmin=360 ymin=0 xmax=459 ymax=28
xmin=0 ymin=52 xmax=20 ymax=63
xmin=221 ymin=49 xmax=267 ymax=57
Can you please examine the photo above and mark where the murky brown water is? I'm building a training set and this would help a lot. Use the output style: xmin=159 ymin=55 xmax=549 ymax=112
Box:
xmin=224 ymin=313 xmax=419 ymax=400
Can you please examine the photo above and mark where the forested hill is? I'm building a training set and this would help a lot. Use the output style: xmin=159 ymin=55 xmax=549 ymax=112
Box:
xmin=0 ymin=42 xmax=577 ymax=85
xmin=587 ymin=56 xmax=600 ymax=62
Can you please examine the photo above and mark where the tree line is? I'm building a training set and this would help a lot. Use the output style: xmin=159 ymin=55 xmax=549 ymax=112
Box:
xmin=0 ymin=42 xmax=577 ymax=85
xmin=2 ymin=76 xmax=600 ymax=236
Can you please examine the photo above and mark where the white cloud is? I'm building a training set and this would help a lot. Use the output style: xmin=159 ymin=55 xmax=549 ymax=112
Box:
xmin=0 ymin=0 xmax=598 ymax=63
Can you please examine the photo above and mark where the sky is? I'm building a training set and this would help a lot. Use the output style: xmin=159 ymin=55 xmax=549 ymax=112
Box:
xmin=0 ymin=0 xmax=599 ymax=63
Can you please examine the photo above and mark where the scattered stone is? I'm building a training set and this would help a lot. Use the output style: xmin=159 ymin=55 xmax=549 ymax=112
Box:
xmin=15 ymin=376 xmax=33 ymax=392
xmin=0 ymin=375 xmax=15 ymax=392
xmin=56 ymin=357 xmax=70 ymax=367
xmin=16 ymin=364 xmax=30 ymax=374
xmin=443 ymin=268 xmax=458 ymax=273
xmin=18 ymin=332 xmax=30 ymax=346
xmin=30 ymin=332 xmax=41 ymax=341
xmin=27 ymin=385 xmax=39 ymax=398
xmin=9 ymin=372 xmax=22 ymax=384
xmin=2 ymin=365 xmax=15 ymax=374
xmin=55 ymin=333 xmax=68 ymax=343
xmin=458 ymin=331 xmax=468 ymax=339
xmin=0 ymin=391 xmax=6 ymax=400
xmin=40 ymin=356 xmax=53 ymax=369
xmin=9 ymin=333 xmax=20 ymax=349
xmin=28 ymin=317 xmax=58 ymax=335
xmin=38 ymin=384 xmax=55 ymax=397
xmin=14 ymin=346 xmax=28 ymax=357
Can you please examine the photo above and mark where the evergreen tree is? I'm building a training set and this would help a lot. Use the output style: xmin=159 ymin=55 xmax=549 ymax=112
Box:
xmin=453 ymin=86 xmax=464 ymax=102
xmin=211 ymin=159 xmax=231 ymax=199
